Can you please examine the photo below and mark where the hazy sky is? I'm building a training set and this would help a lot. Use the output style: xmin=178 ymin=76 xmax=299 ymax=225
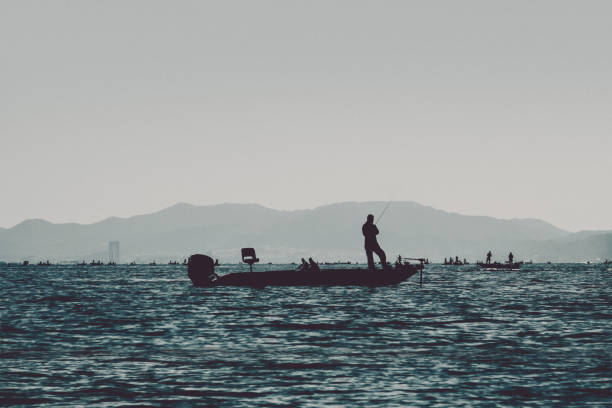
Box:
xmin=1 ymin=0 xmax=610 ymax=231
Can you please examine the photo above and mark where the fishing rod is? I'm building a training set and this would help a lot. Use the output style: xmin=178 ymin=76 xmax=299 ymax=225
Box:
xmin=375 ymin=201 xmax=392 ymax=225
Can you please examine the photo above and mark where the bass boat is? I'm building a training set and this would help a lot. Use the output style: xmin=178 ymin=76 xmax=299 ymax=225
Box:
xmin=187 ymin=252 xmax=423 ymax=288
xmin=477 ymin=262 xmax=521 ymax=270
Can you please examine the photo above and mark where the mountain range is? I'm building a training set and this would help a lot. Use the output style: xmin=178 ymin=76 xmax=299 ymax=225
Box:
xmin=0 ymin=202 xmax=610 ymax=263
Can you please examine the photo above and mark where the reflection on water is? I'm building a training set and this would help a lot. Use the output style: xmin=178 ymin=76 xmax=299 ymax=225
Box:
xmin=1 ymin=263 xmax=610 ymax=406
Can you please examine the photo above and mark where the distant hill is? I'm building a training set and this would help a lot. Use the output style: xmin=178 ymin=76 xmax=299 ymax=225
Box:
xmin=520 ymin=231 xmax=612 ymax=262
xmin=0 ymin=201 xmax=609 ymax=263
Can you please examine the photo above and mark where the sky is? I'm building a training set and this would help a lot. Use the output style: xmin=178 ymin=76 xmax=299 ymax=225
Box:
xmin=1 ymin=0 xmax=611 ymax=232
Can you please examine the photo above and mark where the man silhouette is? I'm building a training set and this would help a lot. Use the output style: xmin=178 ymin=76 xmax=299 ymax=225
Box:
xmin=362 ymin=214 xmax=387 ymax=270
xmin=486 ymin=251 xmax=492 ymax=264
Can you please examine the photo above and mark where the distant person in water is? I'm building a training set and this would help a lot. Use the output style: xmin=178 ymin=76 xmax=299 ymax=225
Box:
xmin=486 ymin=251 xmax=492 ymax=264
xmin=362 ymin=214 xmax=387 ymax=270
xmin=508 ymin=252 xmax=514 ymax=264
xmin=308 ymin=257 xmax=320 ymax=272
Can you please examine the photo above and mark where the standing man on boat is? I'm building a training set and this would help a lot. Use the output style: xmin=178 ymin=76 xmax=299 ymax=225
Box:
xmin=362 ymin=214 xmax=388 ymax=270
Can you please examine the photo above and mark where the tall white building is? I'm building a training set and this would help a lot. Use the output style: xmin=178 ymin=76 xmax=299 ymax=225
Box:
xmin=109 ymin=241 xmax=120 ymax=264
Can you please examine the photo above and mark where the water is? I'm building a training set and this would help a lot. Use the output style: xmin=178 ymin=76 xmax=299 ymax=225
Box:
xmin=1 ymin=263 xmax=610 ymax=407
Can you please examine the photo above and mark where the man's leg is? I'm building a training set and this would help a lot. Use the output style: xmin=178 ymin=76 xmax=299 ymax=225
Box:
xmin=373 ymin=244 xmax=387 ymax=267
xmin=365 ymin=247 xmax=375 ymax=269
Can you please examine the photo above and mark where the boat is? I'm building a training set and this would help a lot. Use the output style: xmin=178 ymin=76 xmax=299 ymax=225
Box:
xmin=444 ymin=257 xmax=469 ymax=266
xmin=477 ymin=251 xmax=521 ymax=270
xmin=477 ymin=262 xmax=521 ymax=270
xmin=187 ymin=252 xmax=423 ymax=288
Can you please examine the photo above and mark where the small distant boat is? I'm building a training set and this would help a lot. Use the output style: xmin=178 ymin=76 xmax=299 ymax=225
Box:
xmin=477 ymin=262 xmax=521 ymax=270
xmin=478 ymin=251 xmax=520 ymax=270
xmin=443 ymin=258 xmax=469 ymax=266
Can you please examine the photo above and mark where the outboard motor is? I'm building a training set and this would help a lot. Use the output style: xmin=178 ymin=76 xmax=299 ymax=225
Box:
xmin=187 ymin=254 xmax=218 ymax=286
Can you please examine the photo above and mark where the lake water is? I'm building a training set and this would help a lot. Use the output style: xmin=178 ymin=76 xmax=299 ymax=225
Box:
xmin=1 ymin=263 xmax=610 ymax=407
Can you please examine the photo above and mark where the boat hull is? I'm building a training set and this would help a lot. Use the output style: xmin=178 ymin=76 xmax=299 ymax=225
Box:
xmin=477 ymin=262 xmax=521 ymax=270
xmin=191 ymin=265 xmax=420 ymax=287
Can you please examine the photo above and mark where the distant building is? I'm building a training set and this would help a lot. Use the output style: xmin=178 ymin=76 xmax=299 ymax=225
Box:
xmin=109 ymin=241 xmax=120 ymax=264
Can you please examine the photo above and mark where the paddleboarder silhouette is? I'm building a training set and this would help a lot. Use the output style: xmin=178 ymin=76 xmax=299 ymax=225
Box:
xmin=362 ymin=214 xmax=388 ymax=270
